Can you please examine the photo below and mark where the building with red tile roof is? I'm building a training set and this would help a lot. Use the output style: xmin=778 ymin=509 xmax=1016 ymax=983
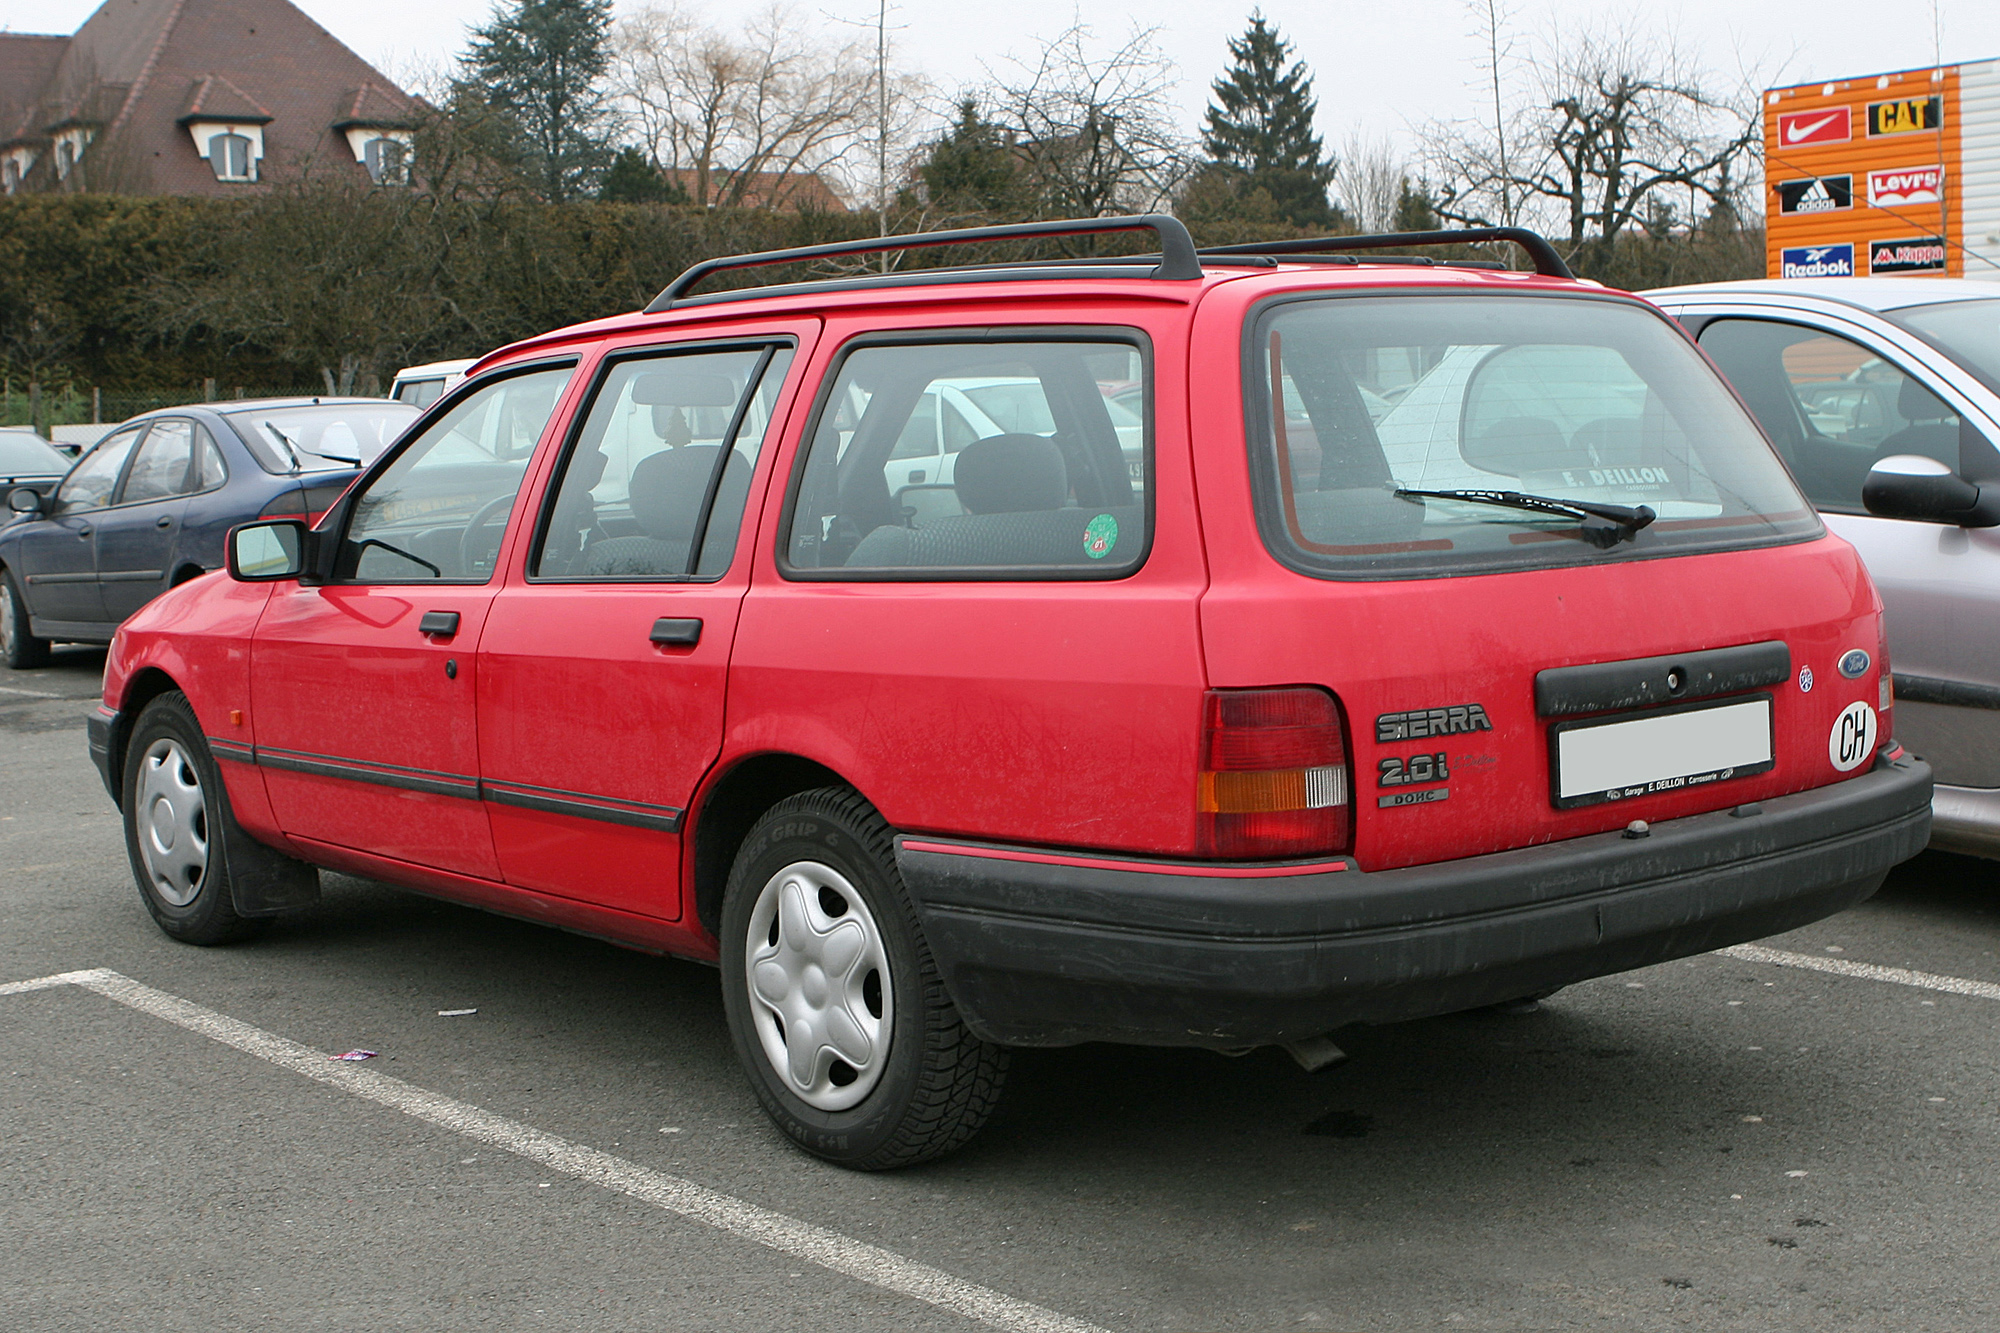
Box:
xmin=1 ymin=0 xmax=420 ymax=196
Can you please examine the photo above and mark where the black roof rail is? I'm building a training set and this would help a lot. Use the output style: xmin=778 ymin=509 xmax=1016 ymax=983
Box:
xmin=1199 ymin=226 xmax=1574 ymax=280
xmin=644 ymin=214 xmax=1203 ymax=313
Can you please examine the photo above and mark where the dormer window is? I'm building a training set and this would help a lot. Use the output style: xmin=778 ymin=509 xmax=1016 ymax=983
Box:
xmin=183 ymin=121 xmax=265 ymax=182
xmin=52 ymin=126 xmax=92 ymax=180
xmin=1 ymin=147 xmax=33 ymax=195
xmin=343 ymin=126 xmax=413 ymax=185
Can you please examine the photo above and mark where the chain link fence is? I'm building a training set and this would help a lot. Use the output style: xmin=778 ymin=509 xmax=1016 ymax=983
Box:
xmin=2 ymin=380 xmax=327 ymax=439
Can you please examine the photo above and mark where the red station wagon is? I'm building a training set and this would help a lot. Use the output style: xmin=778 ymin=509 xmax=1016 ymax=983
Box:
xmin=89 ymin=218 xmax=1933 ymax=1168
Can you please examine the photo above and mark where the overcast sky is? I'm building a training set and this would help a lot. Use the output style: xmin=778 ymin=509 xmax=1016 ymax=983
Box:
xmin=5 ymin=0 xmax=1998 ymax=167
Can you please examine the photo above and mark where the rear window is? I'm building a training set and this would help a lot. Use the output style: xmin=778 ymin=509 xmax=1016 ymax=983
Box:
xmin=227 ymin=403 xmax=420 ymax=473
xmin=1249 ymin=294 xmax=1820 ymax=579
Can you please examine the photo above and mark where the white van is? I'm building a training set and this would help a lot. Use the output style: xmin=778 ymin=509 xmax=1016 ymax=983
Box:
xmin=388 ymin=359 xmax=477 ymax=409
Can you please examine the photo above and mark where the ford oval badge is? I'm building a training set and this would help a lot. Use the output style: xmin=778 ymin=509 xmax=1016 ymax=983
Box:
xmin=1838 ymin=649 xmax=1871 ymax=679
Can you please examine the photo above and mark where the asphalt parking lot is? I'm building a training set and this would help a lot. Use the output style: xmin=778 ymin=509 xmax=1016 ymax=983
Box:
xmin=4 ymin=647 xmax=1997 ymax=1333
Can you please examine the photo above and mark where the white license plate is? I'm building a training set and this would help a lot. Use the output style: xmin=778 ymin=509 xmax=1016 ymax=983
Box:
xmin=1552 ymin=695 xmax=1774 ymax=808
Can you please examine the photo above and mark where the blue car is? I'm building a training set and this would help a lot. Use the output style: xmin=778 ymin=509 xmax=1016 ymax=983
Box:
xmin=1 ymin=397 xmax=419 ymax=668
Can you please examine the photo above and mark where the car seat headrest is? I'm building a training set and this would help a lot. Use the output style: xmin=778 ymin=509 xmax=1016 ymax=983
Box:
xmin=628 ymin=446 xmax=730 ymax=540
xmin=953 ymin=433 xmax=1068 ymax=514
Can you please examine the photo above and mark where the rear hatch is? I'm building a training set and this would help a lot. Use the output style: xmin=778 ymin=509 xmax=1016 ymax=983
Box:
xmin=1196 ymin=283 xmax=1891 ymax=870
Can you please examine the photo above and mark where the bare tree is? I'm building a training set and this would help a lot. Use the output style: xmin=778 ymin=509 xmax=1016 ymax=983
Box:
xmin=612 ymin=3 xmax=891 ymax=209
xmin=986 ymin=23 xmax=1194 ymax=218
xmin=1335 ymin=133 xmax=1405 ymax=233
xmin=1421 ymin=29 xmax=1760 ymax=267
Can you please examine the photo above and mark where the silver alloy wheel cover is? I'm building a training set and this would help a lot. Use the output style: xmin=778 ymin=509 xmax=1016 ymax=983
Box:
xmin=0 ymin=579 xmax=16 ymax=655
xmin=136 ymin=738 xmax=210 ymax=907
xmin=744 ymin=859 xmax=893 ymax=1111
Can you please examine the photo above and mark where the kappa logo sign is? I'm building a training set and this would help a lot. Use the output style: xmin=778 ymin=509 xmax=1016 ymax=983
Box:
xmin=1870 ymin=236 xmax=1947 ymax=274
xmin=1778 ymin=107 xmax=1850 ymax=146
xmin=1868 ymin=95 xmax=1943 ymax=136
xmin=1867 ymin=165 xmax=1943 ymax=208
xmin=1776 ymin=174 xmax=1852 ymax=214
xmin=1781 ymin=244 xmax=1855 ymax=278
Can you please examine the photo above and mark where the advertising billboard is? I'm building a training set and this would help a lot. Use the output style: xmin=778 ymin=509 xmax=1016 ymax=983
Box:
xmin=1763 ymin=60 xmax=2000 ymax=281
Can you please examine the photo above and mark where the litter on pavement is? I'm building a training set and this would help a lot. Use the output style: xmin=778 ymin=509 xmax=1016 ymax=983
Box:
xmin=330 ymin=1049 xmax=378 ymax=1061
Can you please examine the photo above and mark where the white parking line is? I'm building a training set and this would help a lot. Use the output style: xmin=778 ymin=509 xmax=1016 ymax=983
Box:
xmin=1718 ymin=944 xmax=2000 ymax=1001
xmin=0 ymin=684 xmax=64 ymax=699
xmin=5 ymin=968 xmax=1106 ymax=1333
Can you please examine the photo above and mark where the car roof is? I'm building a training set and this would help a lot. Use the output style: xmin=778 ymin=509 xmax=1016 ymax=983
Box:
xmin=393 ymin=359 xmax=478 ymax=379
xmin=1644 ymin=277 xmax=2000 ymax=315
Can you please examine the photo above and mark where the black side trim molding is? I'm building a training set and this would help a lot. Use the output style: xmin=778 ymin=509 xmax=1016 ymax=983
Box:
xmin=214 ymin=741 xmax=683 ymax=832
xmin=1892 ymin=674 xmax=2000 ymax=710
xmin=1536 ymin=640 xmax=1790 ymax=717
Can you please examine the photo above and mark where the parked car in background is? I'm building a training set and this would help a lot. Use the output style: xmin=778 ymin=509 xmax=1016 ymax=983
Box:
xmin=1 ymin=397 xmax=418 ymax=667
xmin=0 ymin=430 xmax=72 ymax=514
xmin=1647 ymin=278 xmax=2000 ymax=858
xmin=390 ymin=359 xmax=477 ymax=409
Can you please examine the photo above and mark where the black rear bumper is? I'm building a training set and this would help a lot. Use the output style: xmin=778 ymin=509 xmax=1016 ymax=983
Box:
xmin=894 ymin=754 xmax=1933 ymax=1048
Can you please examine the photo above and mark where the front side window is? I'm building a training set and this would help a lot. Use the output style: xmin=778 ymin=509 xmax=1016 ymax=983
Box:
xmin=1699 ymin=318 xmax=1962 ymax=510
xmin=785 ymin=338 xmax=1148 ymax=577
xmin=55 ymin=427 xmax=143 ymax=512
xmin=1250 ymin=295 xmax=1818 ymax=579
xmin=340 ymin=365 xmax=573 ymax=582
xmin=534 ymin=344 xmax=794 ymax=580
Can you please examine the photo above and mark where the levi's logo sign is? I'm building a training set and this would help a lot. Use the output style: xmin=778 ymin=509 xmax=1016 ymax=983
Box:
xmin=1781 ymin=244 xmax=1855 ymax=278
xmin=1867 ymin=165 xmax=1943 ymax=208
xmin=1868 ymin=96 xmax=1942 ymax=136
xmin=1870 ymin=236 xmax=1947 ymax=274
xmin=1778 ymin=107 xmax=1850 ymax=145
xmin=1777 ymin=175 xmax=1852 ymax=214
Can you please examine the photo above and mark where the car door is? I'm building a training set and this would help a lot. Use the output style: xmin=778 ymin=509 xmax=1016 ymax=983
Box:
xmin=476 ymin=329 xmax=809 ymax=917
xmin=10 ymin=424 xmax=145 ymax=629
xmin=250 ymin=363 xmax=577 ymax=878
xmin=95 ymin=417 xmax=205 ymax=622
xmin=1693 ymin=310 xmax=2000 ymax=791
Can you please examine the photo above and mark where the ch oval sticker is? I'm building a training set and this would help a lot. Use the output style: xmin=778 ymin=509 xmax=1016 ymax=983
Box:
xmin=1828 ymin=701 xmax=1877 ymax=773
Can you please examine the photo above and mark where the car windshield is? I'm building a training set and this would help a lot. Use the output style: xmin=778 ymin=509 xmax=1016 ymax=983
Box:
xmin=0 ymin=434 xmax=68 ymax=473
xmin=1249 ymin=293 xmax=1820 ymax=579
xmin=226 ymin=403 xmax=420 ymax=473
xmin=1892 ymin=298 xmax=2000 ymax=396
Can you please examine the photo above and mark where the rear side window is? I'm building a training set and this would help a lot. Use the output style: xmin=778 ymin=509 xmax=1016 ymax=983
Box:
xmin=784 ymin=337 xmax=1148 ymax=578
xmin=534 ymin=343 xmax=794 ymax=580
xmin=119 ymin=419 xmax=198 ymax=503
xmin=1249 ymin=294 xmax=1819 ymax=579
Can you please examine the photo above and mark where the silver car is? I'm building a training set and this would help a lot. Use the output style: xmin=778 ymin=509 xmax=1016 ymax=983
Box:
xmin=1646 ymin=278 xmax=2000 ymax=857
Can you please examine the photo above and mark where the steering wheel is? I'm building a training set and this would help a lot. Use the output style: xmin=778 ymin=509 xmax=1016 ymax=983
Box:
xmin=458 ymin=494 xmax=516 ymax=576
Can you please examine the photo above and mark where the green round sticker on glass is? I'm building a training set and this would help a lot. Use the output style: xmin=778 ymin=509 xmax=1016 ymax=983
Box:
xmin=1082 ymin=513 xmax=1118 ymax=560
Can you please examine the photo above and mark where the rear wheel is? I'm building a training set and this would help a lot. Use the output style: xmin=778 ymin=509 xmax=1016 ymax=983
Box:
xmin=1 ymin=567 xmax=50 ymax=670
xmin=719 ymin=787 xmax=1008 ymax=1169
xmin=122 ymin=692 xmax=268 ymax=945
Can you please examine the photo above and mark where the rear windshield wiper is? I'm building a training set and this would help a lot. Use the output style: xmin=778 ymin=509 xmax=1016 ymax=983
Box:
xmin=1395 ymin=487 xmax=1657 ymax=544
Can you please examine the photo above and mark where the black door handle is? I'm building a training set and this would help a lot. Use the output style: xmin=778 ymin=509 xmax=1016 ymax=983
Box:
xmin=76 ymin=525 xmax=91 ymax=537
xmin=650 ymin=617 xmax=702 ymax=646
xmin=419 ymin=610 xmax=461 ymax=637
xmin=156 ymin=515 xmax=173 ymax=528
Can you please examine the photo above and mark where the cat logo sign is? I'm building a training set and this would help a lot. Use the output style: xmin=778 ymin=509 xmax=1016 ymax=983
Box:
xmin=1867 ymin=95 xmax=1942 ymax=136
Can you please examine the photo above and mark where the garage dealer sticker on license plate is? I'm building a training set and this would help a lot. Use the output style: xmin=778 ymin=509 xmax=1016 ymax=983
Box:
xmin=1550 ymin=694 xmax=1774 ymax=809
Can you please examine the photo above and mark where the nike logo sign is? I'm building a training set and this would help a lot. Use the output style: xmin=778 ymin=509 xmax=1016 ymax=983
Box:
xmin=1785 ymin=111 xmax=1844 ymax=143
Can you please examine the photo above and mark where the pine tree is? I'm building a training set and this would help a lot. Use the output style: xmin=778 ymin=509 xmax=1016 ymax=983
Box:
xmin=1201 ymin=14 xmax=1337 ymax=228
xmin=461 ymin=0 xmax=617 ymax=203
xmin=598 ymin=147 xmax=688 ymax=204
xmin=918 ymin=100 xmax=1022 ymax=217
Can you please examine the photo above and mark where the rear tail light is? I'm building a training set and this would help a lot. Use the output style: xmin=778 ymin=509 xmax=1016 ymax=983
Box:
xmin=1197 ymin=687 xmax=1351 ymax=859
xmin=1877 ymin=624 xmax=1895 ymax=748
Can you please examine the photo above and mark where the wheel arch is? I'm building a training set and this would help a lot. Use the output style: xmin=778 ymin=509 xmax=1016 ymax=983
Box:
xmin=689 ymin=752 xmax=852 ymax=937
xmin=105 ymin=666 xmax=187 ymax=804
xmin=170 ymin=563 xmax=206 ymax=587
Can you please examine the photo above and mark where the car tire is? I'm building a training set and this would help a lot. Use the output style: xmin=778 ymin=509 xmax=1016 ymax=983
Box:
xmin=121 ymin=691 xmax=271 ymax=946
xmin=1 ymin=567 xmax=50 ymax=670
xmin=719 ymin=786 xmax=1008 ymax=1170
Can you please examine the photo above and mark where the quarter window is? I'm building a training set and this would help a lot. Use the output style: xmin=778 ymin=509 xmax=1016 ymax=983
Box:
xmin=340 ymin=365 xmax=573 ymax=582
xmin=1697 ymin=318 xmax=1960 ymax=510
xmin=534 ymin=345 xmax=794 ymax=580
xmin=784 ymin=339 xmax=1148 ymax=577
xmin=55 ymin=427 xmax=144 ymax=512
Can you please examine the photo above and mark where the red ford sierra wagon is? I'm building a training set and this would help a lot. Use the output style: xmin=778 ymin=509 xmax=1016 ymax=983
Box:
xmin=89 ymin=218 xmax=1932 ymax=1168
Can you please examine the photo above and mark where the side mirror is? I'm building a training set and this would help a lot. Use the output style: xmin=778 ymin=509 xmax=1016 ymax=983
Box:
xmin=7 ymin=486 xmax=43 ymax=515
xmin=227 ymin=520 xmax=307 ymax=581
xmin=1862 ymin=455 xmax=2000 ymax=528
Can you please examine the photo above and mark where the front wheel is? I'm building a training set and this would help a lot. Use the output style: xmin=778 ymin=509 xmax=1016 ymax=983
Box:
xmin=1 ymin=567 xmax=50 ymax=670
xmin=122 ymin=691 xmax=270 ymax=945
xmin=719 ymin=787 xmax=1008 ymax=1169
